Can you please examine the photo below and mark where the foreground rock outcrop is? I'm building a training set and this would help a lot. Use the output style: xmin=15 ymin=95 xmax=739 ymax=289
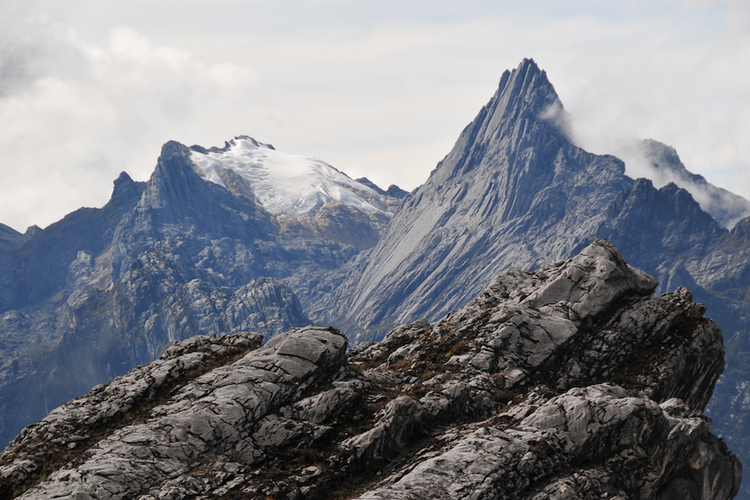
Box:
xmin=0 ymin=241 xmax=740 ymax=499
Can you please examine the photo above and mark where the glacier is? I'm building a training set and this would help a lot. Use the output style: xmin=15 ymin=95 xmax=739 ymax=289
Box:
xmin=189 ymin=135 xmax=387 ymax=216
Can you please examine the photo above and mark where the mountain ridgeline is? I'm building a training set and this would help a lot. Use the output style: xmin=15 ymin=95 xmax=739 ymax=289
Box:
xmin=0 ymin=58 xmax=749 ymax=497
xmin=312 ymin=59 xmax=732 ymax=340
xmin=313 ymin=59 xmax=750 ymax=495
xmin=0 ymin=139 xmax=403 ymax=450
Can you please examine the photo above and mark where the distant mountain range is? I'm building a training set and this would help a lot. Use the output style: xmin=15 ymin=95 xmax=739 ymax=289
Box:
xmin=1 ymin=58 xmax=749 ymax=497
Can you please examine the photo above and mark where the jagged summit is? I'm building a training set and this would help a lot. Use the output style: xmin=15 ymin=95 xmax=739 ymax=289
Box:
xmin=315 ymin=59 xmax=635 ymax=337
xmin=108 ymin=171 xmax=144 ymax=212
xmin=188 ymin=136 xmax=390 ymax=217
xmin=190 ymin=135 xmax=277 ymax=154
xmin=355 ymin=178 xmax=409 ymax=205
xmin=479 ymin=58 xmax=567 ymax=137
xmin=633 ymin=138 xmax=750 ymax=228
xmin=432 ymin=58 xmax=570 ymax=182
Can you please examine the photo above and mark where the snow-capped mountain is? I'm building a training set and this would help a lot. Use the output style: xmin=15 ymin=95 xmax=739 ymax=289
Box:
xmin=0 ymin=139 xmax=405 ymax=450
xmin=190 ymin=136 xmax=390 ymax=216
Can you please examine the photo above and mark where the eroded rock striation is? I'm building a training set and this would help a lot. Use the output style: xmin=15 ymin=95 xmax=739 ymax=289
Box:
xmin=0 ymin=241 xmax=740 ymax=499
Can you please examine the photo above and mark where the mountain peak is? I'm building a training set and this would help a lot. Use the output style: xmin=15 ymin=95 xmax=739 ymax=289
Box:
xmin=317 ymin=58 xmax=631 ymax=335
xmin=188 ymin=136 xmax=389 ymax=217
xmin=629 ymin=138 xmax=750 ymax=228
xmin=429 ymin=59 xmax=569 ymax=185
xmin=109 ymin=171 xmax=144 ymax=210
xmin=497 ymin=58 xmax=558 ymax=112
xmin=487 ymin=57 xmax=565 ymax=136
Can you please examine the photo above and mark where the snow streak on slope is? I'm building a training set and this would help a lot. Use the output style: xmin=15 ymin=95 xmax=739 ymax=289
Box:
xmin=189 ymin=136 xmax=384 ymax=216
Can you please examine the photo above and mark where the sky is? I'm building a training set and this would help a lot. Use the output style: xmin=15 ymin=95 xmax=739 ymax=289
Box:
xmin=0 ymin=0 xmax=749 ymax=232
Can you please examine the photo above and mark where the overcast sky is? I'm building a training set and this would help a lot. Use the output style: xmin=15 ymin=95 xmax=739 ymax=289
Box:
xmin=0 ymin=0 xmax=749 ymax=232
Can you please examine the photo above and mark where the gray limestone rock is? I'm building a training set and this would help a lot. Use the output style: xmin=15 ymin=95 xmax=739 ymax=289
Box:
xmin=4 ymin=326 xmax=346 ymax=499
xmin=0 ymin=241 xmax=737 ymax=500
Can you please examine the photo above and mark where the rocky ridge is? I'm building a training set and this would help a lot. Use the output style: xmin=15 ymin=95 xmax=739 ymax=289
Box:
xmin=307 ymin=59 xmax=750 ymax=496
xmin=0 ymin=241 xmax=740 ymax=499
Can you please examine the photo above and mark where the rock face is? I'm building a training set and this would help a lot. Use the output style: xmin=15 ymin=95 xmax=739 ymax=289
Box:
xmin=0 ymin=140 xmax=403 ymax=449
xmin=0 ymin=241 xmax=740 ymax=499
xmin=0 ymin=224 xmax=30 ymax=333
xmin=308 ymin=59 xmax=750 ymax=496
xmin=314 ymin=58 xmax=732 ymax=342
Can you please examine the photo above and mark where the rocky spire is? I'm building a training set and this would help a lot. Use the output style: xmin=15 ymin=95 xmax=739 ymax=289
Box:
xmin=314 ymin=59 xmax=631 ymax=338
xmin=430 ymin=58 xmax=569 ymax=183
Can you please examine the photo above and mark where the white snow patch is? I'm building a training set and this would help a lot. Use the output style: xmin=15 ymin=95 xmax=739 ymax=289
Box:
xmin=190 ymin=136 xmax=385 ymax=216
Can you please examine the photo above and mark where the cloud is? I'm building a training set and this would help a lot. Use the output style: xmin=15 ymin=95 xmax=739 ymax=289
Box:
xmin=0 ymin=7 xmax=256 ymax=231
xmin=533 ymin=2 xmax=750 ymax=206
xmin=1 ymin=0 xmax=749 ymax=232
xmin=198 ymin=2 xmax=750 ymax=207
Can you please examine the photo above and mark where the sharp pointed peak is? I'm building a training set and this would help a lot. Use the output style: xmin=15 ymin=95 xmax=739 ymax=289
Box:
xmin=159 ymin=140 xmax=190 ymax=158
xmin=423 ymin=58 xmax=575 ymax=183
xmin=513 ymin=57 xmax=543 ymax=77
xmin=114 ymin=171 xmax=134 ymax=186
xmin=444 ymin=58 xmax=565 ymax=159
xmin=494 ymin=58 xmax=557 ymax=110
xmin=496 ymin=57 xmax=541 ymax=81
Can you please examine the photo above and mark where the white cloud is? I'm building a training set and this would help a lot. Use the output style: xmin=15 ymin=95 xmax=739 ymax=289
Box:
xmin=548 ymin=6 xmax=750 ymax=203
xmin=1 ymin=0 xmax=749 ymax=231
xmin=0 ymin=8 xmax=256 ymax=231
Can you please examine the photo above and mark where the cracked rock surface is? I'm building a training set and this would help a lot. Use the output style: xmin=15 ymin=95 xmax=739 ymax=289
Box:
xmin=0 ymin=241 xmax=740 ymax=499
